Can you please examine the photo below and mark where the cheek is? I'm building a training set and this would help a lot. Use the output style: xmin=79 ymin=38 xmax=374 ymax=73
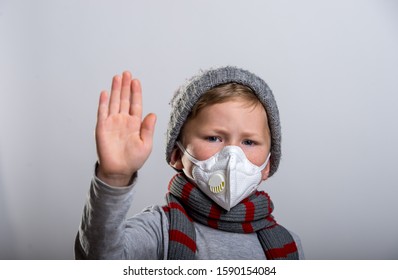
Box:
xmin=245 ymin=149 xmax=268 ymax=166
xmin=187 ymin=143 xmax=219 ymax=161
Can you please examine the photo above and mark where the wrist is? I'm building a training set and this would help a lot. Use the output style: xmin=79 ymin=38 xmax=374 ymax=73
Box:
xmin=96 ymin=163 xmax=136 ymax=187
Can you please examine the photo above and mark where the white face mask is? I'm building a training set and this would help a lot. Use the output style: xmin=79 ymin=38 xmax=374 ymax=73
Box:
xmin=177 ymin=142 xmax=271 ymax=211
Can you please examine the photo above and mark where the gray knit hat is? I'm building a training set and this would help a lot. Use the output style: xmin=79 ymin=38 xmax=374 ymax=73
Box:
xmin=166 ymin=66 xmax=281 ymax=177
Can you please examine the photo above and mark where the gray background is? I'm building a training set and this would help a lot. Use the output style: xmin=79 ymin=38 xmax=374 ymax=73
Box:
xmin=1 ymin=0 xmax=397 ymax=260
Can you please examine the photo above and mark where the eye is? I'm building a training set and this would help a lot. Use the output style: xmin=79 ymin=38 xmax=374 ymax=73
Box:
xmin=242 ymin=139 xmax=255 ymax=146
xmin=206 ymin=136 xmax=221 ymax=143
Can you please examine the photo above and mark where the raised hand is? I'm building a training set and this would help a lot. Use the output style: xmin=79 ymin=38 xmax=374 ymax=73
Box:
xmin=95 ymin=71 xmax=156 ymax=187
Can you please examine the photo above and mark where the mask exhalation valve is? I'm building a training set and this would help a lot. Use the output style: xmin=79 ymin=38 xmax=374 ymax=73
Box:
xmin=208 ymin=173 xmax=225 ymax=194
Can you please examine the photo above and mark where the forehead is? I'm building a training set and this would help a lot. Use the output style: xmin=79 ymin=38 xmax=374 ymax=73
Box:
xmin=182 ymin=98 xmax=270 ymax=138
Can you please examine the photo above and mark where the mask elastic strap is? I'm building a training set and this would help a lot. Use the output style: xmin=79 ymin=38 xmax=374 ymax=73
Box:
xmin=176 ymin=141 xmax=201 ymax=165
xmin=259 ymin=152 xmax=271 ymax=170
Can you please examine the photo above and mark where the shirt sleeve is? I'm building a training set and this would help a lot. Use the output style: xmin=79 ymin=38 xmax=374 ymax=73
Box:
xmin=75 ymin=171 xmax=169 ymax=259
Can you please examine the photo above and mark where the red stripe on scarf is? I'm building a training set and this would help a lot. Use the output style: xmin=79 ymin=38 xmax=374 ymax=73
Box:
xmin=208 ymin=204 xmax=221 ymax=228
xmin=181 ymin=182 xmax=195 ymax=200
xmin=168 ymin=174 xmax=180 ymax=191
xmin=264 ymin=242 xmax=298 ymax=259
xmin=267 ymin=216 xmax=276 ymax=223
xmin=241 ymin=196 xmax=251 ymax=203
xmin=169 ymin=230 xmax=197 ymax=252
xmin=169 ymin=202 xmax=193 ymax=222
xmin=242 ymin=201 xmax=255 ymax=233
xmin=255 ymin=191 xmax=263 ymax=197
xmin=242 ymin=222 xmax=253 ymax=233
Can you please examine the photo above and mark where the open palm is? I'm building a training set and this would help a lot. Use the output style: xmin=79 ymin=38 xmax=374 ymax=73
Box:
xmin=95 ymin=71 xmax=156 ymax=186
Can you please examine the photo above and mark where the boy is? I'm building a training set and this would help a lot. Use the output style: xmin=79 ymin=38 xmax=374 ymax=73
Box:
xmin=75 ymin=66 xmax=304 ymax=259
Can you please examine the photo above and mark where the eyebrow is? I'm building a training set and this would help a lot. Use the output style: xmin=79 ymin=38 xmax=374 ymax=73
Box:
xmin=204 ymin=127 xmax=263 ymax=138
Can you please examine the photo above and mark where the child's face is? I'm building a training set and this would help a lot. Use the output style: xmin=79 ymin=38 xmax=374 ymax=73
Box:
xmin=171 ymin=98 xmax=271 ymax=180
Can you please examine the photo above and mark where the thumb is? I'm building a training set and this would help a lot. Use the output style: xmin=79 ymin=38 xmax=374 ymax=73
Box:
xmin=140 ymin=113 xmax=157 ymax=147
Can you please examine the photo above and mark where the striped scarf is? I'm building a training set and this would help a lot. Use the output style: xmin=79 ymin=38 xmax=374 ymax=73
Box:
xmin=162 ymin=173 xmax=299 ymax=260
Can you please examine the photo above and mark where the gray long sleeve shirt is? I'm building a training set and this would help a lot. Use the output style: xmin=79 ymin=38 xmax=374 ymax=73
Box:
xmin=75 ymin=175 xmax=304 ymax=260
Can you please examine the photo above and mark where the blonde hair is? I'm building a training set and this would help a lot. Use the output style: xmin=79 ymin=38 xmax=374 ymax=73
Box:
xmin=187 ymin=82 xmax=263 ymax=120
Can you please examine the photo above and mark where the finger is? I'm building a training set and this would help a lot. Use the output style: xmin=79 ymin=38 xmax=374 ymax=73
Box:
xmin=120 ymin=71 xmax=132 ymax=114
xmin=140 ymin=113 xmax=157 ymax=146
xmin=97 ymin=91 xmax=109 ymax=121
xmin=130 ymin=78 xmax=142 ymax=119
xmin=109 ymin=75 xmax=121 ymax=115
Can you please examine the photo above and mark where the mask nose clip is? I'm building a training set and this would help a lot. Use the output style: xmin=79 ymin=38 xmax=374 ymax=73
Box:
xmin=208 ymin=173 xmax=225 ymax=193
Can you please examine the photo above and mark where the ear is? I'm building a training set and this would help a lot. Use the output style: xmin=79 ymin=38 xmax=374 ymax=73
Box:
xmin=261 ymin=160 xmax=271 ymax=181
xmin=169 ymin=147 xmax=183 ymax=170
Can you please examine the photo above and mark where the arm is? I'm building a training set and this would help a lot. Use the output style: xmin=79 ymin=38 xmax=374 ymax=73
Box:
xmin=75 ymin=173 xmax=167 ymax=259
xmin=75 ymin=71 xmax=160 ymax=259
